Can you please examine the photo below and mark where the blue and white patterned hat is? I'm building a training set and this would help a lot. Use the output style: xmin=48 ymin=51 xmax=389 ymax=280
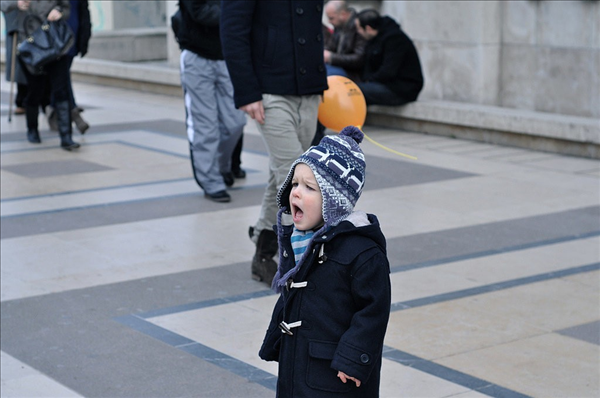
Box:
xmin=277 ymin=126 xmax=366 ymax=228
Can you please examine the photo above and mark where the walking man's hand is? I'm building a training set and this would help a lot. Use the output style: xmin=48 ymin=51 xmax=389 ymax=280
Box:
xmin=241 ymin=101 xmax=265 ymax=124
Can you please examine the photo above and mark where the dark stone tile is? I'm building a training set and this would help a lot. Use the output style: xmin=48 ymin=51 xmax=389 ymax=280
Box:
xmin=389 ymin=206 xmax=600 ymax=270
xmin=0 ymin=261 xmax=273 ymax=397
xmin=2 ymin=159 xmax=113 ymax=178
xmin=557 ymin=321 xmax=600 ymax=346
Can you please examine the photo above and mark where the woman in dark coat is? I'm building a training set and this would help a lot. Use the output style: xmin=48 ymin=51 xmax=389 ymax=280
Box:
xmin=47 ymin=0 xmax=92 ymax=134
xmin=1 ymin=0 xmax=80 ymax=150
xmin=260 ymin=126 xmax=392 ymax=397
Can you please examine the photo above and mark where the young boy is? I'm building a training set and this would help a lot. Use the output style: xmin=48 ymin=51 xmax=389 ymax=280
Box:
xmin=259 ymin=126 xmax=392 ymax=397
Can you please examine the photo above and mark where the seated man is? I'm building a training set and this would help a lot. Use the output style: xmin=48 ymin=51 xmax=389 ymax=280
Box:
xmin=355 ymin=9 xmax=424 ymax=106
xmin=323 ymin=0 xmax=366 ymax=82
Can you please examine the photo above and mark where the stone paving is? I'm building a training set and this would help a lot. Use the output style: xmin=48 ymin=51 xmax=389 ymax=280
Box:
xmin=1 ymin=81 xmax=599 ymax=397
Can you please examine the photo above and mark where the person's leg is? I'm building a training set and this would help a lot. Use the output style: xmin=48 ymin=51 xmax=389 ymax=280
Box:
xmin=231 ymin=135 xmax=245 ymax=178
xmin=15 ymin=83 xmax=27 ymax=114
xmin=65 ymin=56 xmax=90 ymax=134
xmin=180 ymin=50 xmax=228 ymax=200
xmin=47 ymin=56 xmax=79 ymax=150
xmin=253 ymin=94 xmax=313 ymax=234
xmin=356 ymin=81 xmax=409 ymax=106
xmin=215 ymin=60 xmax=245 ymax=186
xmin=325 ymin=64 xmax=348 ymax=77
xmin=249 ymin=94 xmax=320 ymax=283
xmin=20 ymin=60 xmax=46 ymax=143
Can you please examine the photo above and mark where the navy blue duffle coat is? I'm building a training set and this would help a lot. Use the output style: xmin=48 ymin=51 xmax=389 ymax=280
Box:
xmin=260 ymin=214 xmax=391 ymax=397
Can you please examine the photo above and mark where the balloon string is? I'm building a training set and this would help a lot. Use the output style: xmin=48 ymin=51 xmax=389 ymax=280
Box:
xmin=358 ymin=127 xmax=418 ymax=160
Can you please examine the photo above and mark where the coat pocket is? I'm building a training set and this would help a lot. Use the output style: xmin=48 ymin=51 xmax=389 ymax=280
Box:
xmin=306 ymin=341 xmax=351 ymax=393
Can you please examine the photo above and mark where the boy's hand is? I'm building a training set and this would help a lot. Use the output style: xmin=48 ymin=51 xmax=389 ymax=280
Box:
xmin=337 ymin=371 xmax=361 ymax=387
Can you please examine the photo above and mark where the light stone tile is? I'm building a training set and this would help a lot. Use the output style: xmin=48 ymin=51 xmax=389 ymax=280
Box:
xmin=563 ymin=271 xmax=600 ymax=289
xmin=0 ymin=140 xmax=192 ymax=199
xmin=360 ymin=190 xmax=496 ymax=239
xmin=0 ymin=351 xmax=82 ymax=397
xmin=0 ymin=179 xmax=200 ymax=217
xmin=470 ymin=272 xmax=600 ymax=334
xmin=1 ymin=207 xmax=260 ymax=301
xmin=435 ymin=334 xmax=600 ymax=398
xmin=148 ymin=295 xmax=279 ymax=375
xmin=385 ymin=271 xmax=599 ymax=360
xmin=523 ymin=155 xmax=600 ymax=173
xmin=148 ymin=298 xmax=486 ymax=398
xmin=379 ymin=358 xmax=484 ymax=398
xmin=492 ymin=166 xmax=599 ymax=194
xmin=390 ymin=237 xmax=600 ymax=304
xmin=582 ymin=169 xmax=600 ymax=177
xmin=385 ymin=301 xmax=545 ymax=361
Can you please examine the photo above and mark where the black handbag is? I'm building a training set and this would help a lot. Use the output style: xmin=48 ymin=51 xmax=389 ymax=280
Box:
xmin=17 ymin=15 xmax=74 ymax=75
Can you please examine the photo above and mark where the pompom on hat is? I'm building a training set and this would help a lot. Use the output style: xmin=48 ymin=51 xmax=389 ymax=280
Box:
xmin=277 ymin=125 xmax=366 ymax=229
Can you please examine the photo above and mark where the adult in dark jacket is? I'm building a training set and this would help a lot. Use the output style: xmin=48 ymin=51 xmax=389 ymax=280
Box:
xmin=220 ymin=1 xmax=328 ymax=285
xmin=175 ymin=0 xmax=245 ymax=202
xmin=323 ymin=0 xmax=366 ymax=82
xmin=1 ymin=0 xmax=80 ymax=150
xmin=355 ymin=9 xmax=424 ymax=106
xmin=260 ymin=126 xmax=392 ymax=397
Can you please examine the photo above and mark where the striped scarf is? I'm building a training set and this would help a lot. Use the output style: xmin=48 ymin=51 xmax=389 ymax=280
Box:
xmin=290 ymin=228 xmax=315 ymax=264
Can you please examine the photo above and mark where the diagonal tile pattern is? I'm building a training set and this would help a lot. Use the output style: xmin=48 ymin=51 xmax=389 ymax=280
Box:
xmin=1 ymin=81 xmax=599 ymax=397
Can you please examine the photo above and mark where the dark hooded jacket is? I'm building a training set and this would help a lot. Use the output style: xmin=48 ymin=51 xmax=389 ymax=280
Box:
xmin=362 ymin=16 xmax=423 ymax=102
xmin=176 ymin=0 xmax=223 ymax=60
xmin=259 ymin=213 xmax=391 ymax=397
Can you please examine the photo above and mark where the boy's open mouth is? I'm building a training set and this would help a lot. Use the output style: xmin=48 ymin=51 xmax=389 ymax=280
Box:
xmin=292 ymin=203 xmax=304 ymax=223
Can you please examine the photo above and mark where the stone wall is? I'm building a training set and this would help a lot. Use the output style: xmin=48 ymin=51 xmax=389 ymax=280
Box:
xmin=379 ymin=0 xmax=599 ymax=118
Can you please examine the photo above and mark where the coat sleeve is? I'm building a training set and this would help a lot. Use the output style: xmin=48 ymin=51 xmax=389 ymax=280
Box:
xmin=77 ymin=0 xmax=92 ymax=57
xmin=331 ymin=249 xmax=391 ymax=383
xmin=258 ymin=294 xmax=284 ymax=362
xmin=1 ymin=1 xmax=18 ymax=14
xmin=220 ymin=0 xmax=263 ymax=108
xmin=54 ymin=0 xmax=71 ymax=21
xmin=367 ymin=35 xmax=406 ymax=83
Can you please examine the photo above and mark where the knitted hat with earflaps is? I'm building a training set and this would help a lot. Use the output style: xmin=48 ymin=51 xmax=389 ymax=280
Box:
xmin=272 ymin=126 xmax=366 ymax=292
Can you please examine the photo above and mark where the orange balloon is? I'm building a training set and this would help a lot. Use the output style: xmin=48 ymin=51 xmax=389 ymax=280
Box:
xmin=318 ymin=76 xmax=366 ymax=132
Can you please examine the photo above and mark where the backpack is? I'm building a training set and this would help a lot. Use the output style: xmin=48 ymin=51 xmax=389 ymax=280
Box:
xmin=171 ymin=9 xmax=182 ymax=42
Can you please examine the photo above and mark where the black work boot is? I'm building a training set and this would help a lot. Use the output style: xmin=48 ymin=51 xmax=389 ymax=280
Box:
xmin=55 ymin=101 xmax=80 ymax=151
xmin=251 ymin=229 xmax=279 ymax=286
xmin=25 ymin=105 xmax=41 ymax=143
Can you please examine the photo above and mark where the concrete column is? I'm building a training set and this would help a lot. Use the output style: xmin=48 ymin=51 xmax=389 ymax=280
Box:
xmin=381 ymin=0 xmax=502 ymax=106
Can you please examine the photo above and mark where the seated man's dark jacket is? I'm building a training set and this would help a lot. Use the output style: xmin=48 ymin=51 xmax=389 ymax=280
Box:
xmin=362 ymin=16 xmax=424 ymax=102
xmin=220 ymin=0 xmax=328 ymax=109
xmin=177 ymin=0 xmax=223 ymax=60
xmin=325 ymin=9 xmax=366 ymax=81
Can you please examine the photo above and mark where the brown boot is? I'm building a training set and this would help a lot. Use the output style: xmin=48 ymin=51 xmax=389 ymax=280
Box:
xmin=251 ymin=229 xmax=278 ymax=286
xmin=46 ymin=106 xmax=58 ymax=131
xmin=71 ymin=107 xmax=90 ymax=134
